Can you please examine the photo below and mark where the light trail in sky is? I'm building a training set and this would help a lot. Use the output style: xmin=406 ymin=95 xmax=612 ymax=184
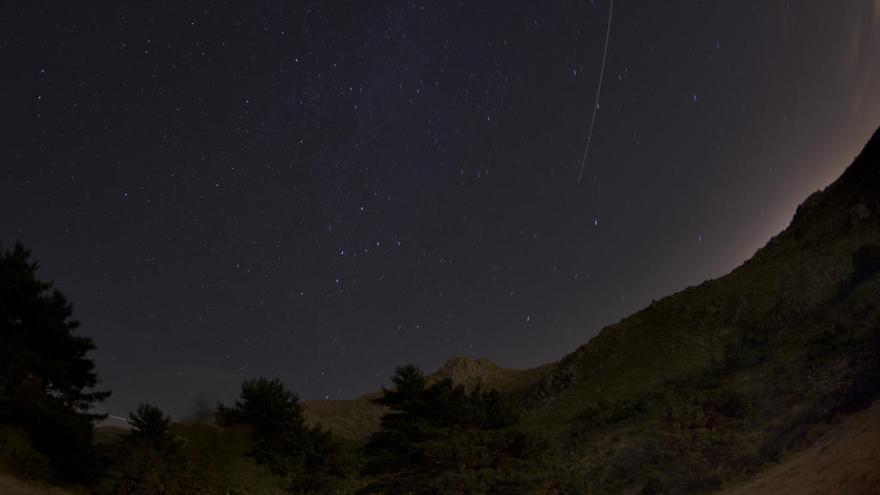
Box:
xmin=577 ymin=0 xmax=615 ymax=184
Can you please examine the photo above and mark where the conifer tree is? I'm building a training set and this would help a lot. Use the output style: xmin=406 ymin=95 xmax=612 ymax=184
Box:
xmin=0 ymin=242 xmax=109 ymax=482
xmin=217 ymin=377 xmax=339 ymax=493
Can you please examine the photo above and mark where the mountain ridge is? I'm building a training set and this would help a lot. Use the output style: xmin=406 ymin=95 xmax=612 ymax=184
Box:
xmin=4 ymin=128 xmax=878 ymax=494
xmin=302 ymin=125 xmax=880 ymax=492
xmin=521 ymin=125 xmax=880 ymax=415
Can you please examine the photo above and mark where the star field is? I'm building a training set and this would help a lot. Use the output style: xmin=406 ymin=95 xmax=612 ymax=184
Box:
xmin=2 ymin=1 xmax=879 ymax=417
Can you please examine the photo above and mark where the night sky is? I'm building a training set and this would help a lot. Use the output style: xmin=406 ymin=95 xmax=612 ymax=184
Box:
xmin=2 ymin=1 xmax=879 ymax=419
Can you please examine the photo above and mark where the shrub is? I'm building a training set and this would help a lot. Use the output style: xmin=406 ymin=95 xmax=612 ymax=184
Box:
xmin=0 ymin=426 xmax=52 ymax=480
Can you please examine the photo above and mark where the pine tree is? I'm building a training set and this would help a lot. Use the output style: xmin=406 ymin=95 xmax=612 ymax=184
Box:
xmin=361 ymin=364 xmax=527 ymax=492
xmin=0 ymin=242 xmax=110 ymax=482
xmin=128 ymin=403 xmax=175 ymax=450
xmin=217 ymin=377 xmax=339 ymax=493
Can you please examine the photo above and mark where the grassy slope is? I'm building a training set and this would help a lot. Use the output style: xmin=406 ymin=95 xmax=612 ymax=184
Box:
xmin=719 ymin=399 xmax=880 ymax=495
xmin=522 ymin=214 xmax=865 ymax=429
xmin=302 ymin=394 xmax=385 ymax=442
xmin=524 ymin=127 xmax=879 ymax=420
xmin=294 ymin=128 xmax=880 ymax=492
xmin=511 ymin=127 xmax=880 ymax=492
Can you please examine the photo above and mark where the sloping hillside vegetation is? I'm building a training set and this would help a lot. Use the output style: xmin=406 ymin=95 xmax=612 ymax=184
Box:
xmin=720 ymin=399 xmax=880 ymax=495
xmin=513 ymin=127 xmax=880 ymax=493
xmin=2 ymin=128 xmax=878 ymax=493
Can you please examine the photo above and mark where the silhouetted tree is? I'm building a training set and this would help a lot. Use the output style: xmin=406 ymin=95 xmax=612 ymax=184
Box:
xmin=0 ymin=242 xmax=109 ymax=482
xmin=128 ymin=403 xmax=175 ymax=451
xmin=361 ymin=364 xmax=525 ymax=493
xmin=217 ymin=377 xmax=339 ymax=493
xmin=96 ymin=403 xmax=191 ymax=494
xmin=377 ymin=363 xmax=426 ymax=405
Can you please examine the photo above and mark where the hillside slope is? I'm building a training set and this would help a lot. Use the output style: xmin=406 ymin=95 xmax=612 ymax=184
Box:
xmin=295 ymin=127 xmax=879 ymax=493
xmin=512 ymin=126 xmax=880 ymax=493
xmin=3 ymin=130 xmax=877 ymax=494
xmin=719 ymin=399 xmax=880 ymax=495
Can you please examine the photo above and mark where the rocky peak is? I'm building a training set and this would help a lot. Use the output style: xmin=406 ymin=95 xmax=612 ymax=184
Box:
xmin=433 ymin=357 xmax=501 ymax=385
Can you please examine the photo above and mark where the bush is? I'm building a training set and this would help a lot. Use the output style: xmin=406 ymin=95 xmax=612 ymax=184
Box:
xmin=96 ymin=442 xmax=199 ymax=495
xmin=0 ymin=426 xmax=53 ymax=480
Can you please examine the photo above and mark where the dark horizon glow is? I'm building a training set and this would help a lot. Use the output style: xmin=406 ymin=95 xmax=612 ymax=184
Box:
xmin=2 ymin=1 xmax=879 ymax=419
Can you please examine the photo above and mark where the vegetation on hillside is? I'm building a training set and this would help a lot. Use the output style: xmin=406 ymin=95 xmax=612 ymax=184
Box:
xmin=512 ymin=126 xmax=880 ymax=493
xmin=1 ymin=128 xmax=878 ymax=493
xmin=216 ymin=378 xmax=342 ymax=493
xmin=359 ymin=364 xmax=545 ymax=493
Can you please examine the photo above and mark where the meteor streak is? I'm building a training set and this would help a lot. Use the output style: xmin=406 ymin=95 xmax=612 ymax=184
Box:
xmin=577 ymin=0 xmax=615 ymax=184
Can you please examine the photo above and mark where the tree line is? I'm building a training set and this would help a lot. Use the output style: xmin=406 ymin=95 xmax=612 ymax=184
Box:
xmin=0 ymin=242 xmax=540 ymax=494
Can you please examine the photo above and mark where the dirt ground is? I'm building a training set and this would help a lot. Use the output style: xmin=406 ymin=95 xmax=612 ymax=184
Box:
xmin=0 ymin=474 xmax=73 ymax=495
